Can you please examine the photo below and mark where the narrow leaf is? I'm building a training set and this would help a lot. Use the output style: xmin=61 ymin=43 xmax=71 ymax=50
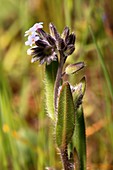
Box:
xmin=45 ymin=61 xmax=58 ymax=120
xmin=56 ymin=82 xmax=75 ymax=149
xmin=73 ymin=106 xmax=86 ymax=170
xmin=89 ymin=26 xmax=113 ymax=100
xmin=64 ymin=62 xmax=85 ymax=75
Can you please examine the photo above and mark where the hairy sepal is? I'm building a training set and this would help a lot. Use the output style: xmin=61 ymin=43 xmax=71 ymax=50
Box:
xmin=65 ymin=62 xmax=85 ymax=75
xmin=73 ymin=76 xmax=86 ymax=110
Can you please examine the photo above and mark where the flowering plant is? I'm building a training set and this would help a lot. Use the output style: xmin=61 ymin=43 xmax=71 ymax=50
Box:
xmin=25 ymin=22 xmax=86 ymax=170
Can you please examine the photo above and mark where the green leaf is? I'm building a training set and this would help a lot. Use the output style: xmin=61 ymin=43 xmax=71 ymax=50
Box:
xmin=71 ymin=77 xmax=86 ymax=169
xmin=73 ymin=106 xmax=86 ymax=170
xmin=45 ymin=61 xmax=58 ymax=120
xmin=56 ymin=82 xmax=75 ymax=149
xmin=64 ymin=62 xmax=85 ymax=75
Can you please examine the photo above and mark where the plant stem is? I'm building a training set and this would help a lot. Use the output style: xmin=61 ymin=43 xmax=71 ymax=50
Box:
xmin=60 ymin=146 xmax=74 ymax=170
xmin=54 ymin=51 xmax=65 ymax=114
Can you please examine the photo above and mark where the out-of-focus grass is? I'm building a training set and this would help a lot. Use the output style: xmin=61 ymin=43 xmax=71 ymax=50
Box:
xmin=0 ymin=0 xmax=113 ymax=169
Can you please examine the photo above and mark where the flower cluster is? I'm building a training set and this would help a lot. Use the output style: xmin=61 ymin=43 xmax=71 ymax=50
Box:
xmin=25 ymin=22 xmax=43 ymax=46
xmin=25 ymin=22 xmax=76 ymax=64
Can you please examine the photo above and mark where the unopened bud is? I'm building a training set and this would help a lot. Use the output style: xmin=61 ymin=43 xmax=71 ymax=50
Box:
xmin=66 ymin=33 xmax=76 ymax=45
xmin=56 ymin=38 xmax=65 ymax=50
xmin=39 ymin=29 xmax=47 ymax=39
xmin=46 ymin=34 xmax=56 ymax=46
xmin=35 ymin=39 xmax=48 ymax=47
xmin=65 ymin=62 xmax=85 ymax=75
xmin=73 ymin=76 xmax=86 ymax=109
xmin=49 ymin=23 xmax=60 ymax=40
xmin=64 ymin=44 xmax=75 ymax=56
xmin=61 ymin=26 xmax=70 ymax=41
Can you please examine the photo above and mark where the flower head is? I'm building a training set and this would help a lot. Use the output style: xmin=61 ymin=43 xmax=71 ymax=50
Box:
xmin=25 ymin=22 xmax=76 ymax=64
xmin=27 ymin=39 xmax=57 ymax=64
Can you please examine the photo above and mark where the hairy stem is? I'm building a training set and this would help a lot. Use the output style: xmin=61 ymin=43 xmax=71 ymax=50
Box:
xmin=54 ymin=51 xmax=65 ymax=113
xmin=61 ymin=147 xmax=74 ymax=170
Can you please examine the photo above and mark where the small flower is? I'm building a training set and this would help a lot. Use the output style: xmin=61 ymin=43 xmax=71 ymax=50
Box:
xmin=25 ymin=34 xmax=39 ymax=46
xmin=33 ymin=22 xmax=43 ymax=31
xmin=25 ymin=22 xmax=43 ymax=37
xmin=25 ymin=27 xmax=37 ymax=37
xmin=25 ymin=22 xmax=43 ymax=46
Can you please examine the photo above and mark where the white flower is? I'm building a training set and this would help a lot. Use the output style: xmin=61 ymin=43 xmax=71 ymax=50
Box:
xmin=32 ymin=22 xmax=43 ymax=31
xmin=25 ymin=27 xmax=37 ymax=37
xmin=25 ymin=34 xmax=39 ymax=46
xmin=24 ymin=22 xmax=43 ymax=37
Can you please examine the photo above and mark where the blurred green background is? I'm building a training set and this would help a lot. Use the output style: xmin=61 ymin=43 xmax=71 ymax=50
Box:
xmin=0 ymin=0 xmax=113 ymax=169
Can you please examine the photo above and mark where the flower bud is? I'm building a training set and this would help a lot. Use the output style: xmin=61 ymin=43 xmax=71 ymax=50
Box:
xmin=39 ymin=29 xmax=47 ymax=39
xmin=46 ymin=34 xmax=56 ymax=46
xmin=65 ymin=62 xmax=85 ymax=75
xmin=64 ymin=44 xmax=75 ymax=56
xmin=56 ymin=38 xmax=65 ymax=50
xmin=73 ymin=76 xmax=86 ymax=108
xmin=35 ymin=39 xmax=48 ymax=47
xmin=49 ymin=23 xmax=60 ymax=40
xmin=61 ymin=26 xmax=70 ymax=41
xmin=66 ymin=33 xmax=76 ymax=45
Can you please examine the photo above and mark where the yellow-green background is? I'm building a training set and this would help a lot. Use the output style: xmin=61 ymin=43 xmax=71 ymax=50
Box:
xmin=0 ymin=0 xmax=113 ymax=169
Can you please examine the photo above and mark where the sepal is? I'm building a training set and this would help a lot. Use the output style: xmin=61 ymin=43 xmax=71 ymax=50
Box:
xmin=73 ymin=76 xmax=86 ymax=109
xmin=64 ymin=62 xmax=85 ymax=75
